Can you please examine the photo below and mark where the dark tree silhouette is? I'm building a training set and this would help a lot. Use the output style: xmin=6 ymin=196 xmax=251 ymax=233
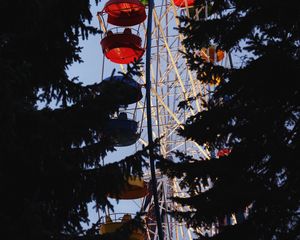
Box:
xmin=0 ymin=1 xmax=146 ymax=240
xmin=159 ymin=0 xmax=300 ymax=239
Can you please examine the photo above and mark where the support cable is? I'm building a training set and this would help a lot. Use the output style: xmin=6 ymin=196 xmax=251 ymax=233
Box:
xmin=145 ymin=0 xmax=164 ymax=240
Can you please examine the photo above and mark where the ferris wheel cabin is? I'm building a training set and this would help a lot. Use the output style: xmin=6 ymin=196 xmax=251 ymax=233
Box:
xmin=200 ymin=46 xmax=225 ymax=63
xmin=100 ymin=75 xmax=142 ymax=105
xmin=103 ymin=113 xmax=140 ymax=147
xmin=100 ymin=214 xmax=144 ymax=240
xmin=101 ymin=28 xmax=145 ymax=64
xmin=173 ymin=0 xmax=195 ymax=7
xmin=103 ymin=0 xmax=146 ymax=26
xmin=108 ymin=176 xmax=148 ymax=199
xmin=217 ymin=148 xmax=231 ymax=157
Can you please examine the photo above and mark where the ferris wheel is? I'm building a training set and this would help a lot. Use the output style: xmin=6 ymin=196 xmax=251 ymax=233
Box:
xmin=96 ymin=0 xmax=232 ymax=239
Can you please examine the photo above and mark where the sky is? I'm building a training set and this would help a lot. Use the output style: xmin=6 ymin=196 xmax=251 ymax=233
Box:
xmin=67 ymin=4 xmax=105 ymax=84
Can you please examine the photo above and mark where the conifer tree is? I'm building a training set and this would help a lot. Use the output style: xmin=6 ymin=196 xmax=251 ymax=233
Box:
xmin=0 ymin=1 xmax=146 ymax=240
xmin=159 ymin=0 xmax=300 ymax=239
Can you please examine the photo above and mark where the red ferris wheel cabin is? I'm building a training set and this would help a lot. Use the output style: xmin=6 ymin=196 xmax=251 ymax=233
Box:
xmin=101 ymin=28 xmax=145 ymax=64
xmin=103 ymin=0 xmax=146 ymax=26
xmin=173 ymin=0 xmax=195 ymax=7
